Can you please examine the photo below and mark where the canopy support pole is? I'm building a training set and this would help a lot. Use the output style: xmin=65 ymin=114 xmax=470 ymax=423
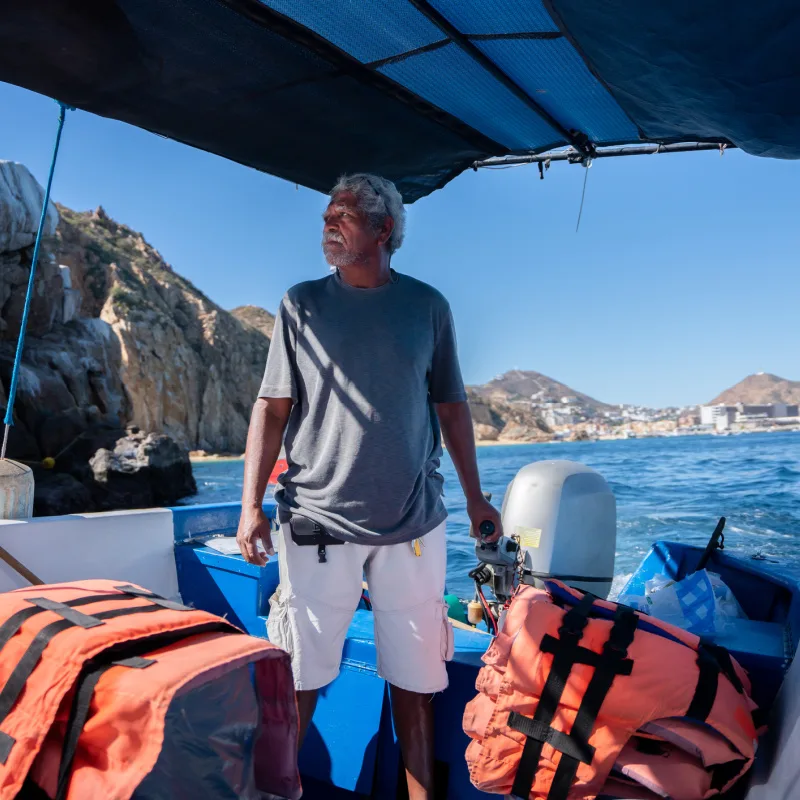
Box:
xmin=1 ymin=102 xmax=70 ymax=460
xmin=474 ymin=141 xmax=735 ymax=169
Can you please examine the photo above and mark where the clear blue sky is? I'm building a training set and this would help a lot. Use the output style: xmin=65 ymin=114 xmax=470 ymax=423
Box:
xmin=2 ymin=81 xmax=798 ymax=408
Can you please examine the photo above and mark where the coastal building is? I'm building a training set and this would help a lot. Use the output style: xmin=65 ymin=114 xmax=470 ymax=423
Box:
xmin=735 ymin=403 xmax=798 ymax=420
xmin=700 ymin=403 xmax=799 ymax=430
xmin=700 ymin=405 xmax=737 ymax=428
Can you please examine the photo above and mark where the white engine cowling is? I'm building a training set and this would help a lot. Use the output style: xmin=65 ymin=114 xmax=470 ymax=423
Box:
xmin=501 ymin=460 xmax=616 ymax=599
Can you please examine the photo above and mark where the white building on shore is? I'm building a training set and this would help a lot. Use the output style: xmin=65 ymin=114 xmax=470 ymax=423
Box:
xmin=700 ymin=403 xmax=799 ymax=430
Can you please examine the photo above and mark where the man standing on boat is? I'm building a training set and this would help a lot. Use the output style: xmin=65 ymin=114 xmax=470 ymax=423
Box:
xmin=237 ymin=173 xmax=501 ymax=800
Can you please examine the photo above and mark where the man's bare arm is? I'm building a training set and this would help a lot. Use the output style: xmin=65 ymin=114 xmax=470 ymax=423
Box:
xmin=237 ymin=397 xmax=293 ymax=565
xmin=435 ymin=401 xmax=502 ymax=542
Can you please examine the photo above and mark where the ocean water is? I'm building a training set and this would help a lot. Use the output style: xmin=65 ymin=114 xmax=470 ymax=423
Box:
xmin=188 ymin=431 xmax=800 ymax=599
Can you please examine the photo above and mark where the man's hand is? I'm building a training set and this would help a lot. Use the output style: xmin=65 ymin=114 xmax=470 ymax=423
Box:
xmin=237 ymin=506 xmax=275 ymax=566
xmin=467 ymin=496 xmax=503 ymax=544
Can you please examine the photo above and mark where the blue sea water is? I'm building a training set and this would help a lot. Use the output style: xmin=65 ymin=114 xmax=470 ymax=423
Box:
xmin=189 ymin=431 xmax=800 ymax=599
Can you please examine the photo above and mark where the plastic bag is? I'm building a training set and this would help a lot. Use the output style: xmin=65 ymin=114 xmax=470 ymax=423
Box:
xmin=707 ymin=571 xmax=747 ymax=623
xmin=619 ymin=570 xmax=746 ymax=635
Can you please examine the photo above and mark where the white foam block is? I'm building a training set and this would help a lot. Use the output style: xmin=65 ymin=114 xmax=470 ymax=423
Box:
xmin=0 ymin=508 xmax=179 ymax=600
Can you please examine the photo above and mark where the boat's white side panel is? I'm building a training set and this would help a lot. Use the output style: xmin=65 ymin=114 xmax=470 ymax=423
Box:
xmin=0 ymin=508 xmax=179 ymax=599
xmin=746 ymin=652 xmax=800 ymax=800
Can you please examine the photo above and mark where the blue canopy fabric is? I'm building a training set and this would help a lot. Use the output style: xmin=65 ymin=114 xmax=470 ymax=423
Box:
xmin=1 ymin=0 xmax=799 ymax=201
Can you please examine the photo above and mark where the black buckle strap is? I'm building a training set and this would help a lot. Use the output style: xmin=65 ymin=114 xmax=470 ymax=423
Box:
xmin=508 ymin=712 xmax=595 ymax=765
xmin=55 ymin=620 xmax=236 ymax=800
xmin=546 ymin=605 xmax=638 ymax=800
xmin=539 ymin=636 xmax=633 ymax=676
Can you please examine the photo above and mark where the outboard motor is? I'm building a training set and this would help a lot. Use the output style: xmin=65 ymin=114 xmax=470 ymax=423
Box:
xmin=471 ymin=461 xmax=616 ymax=628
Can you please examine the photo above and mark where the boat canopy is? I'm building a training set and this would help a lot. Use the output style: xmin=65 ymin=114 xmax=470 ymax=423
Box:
xmin=2 ymin=0 xmax=800 ymax=201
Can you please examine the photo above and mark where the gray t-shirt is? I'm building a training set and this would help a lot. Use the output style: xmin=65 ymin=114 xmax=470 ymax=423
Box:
xmin=259 ymin=269 xmax=466 ymax=545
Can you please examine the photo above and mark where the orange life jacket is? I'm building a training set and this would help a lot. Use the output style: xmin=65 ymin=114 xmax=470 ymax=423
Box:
xmin=0 ymin=579 xmax=301 ymax=800
xmin=463 ymin=581 xmax=759 ymax=800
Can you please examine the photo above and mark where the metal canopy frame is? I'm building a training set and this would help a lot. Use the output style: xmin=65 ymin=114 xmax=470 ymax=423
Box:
xmin=473 ymin=141 xmax=735 ymax=170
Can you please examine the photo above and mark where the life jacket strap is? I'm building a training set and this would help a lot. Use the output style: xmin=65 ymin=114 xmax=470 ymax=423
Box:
xmin=546 ymin=605 xmax=638 ymax=800
xmin=0 ymin=591 xmax=172 ymax=656
xmin=701 ymin=640 xmax=744 ymax=694
xmin=510 ymin=591 xmax=596 ymax=800
xmin=540 ymin=634 xmax=634 ymax=675
xmin=113 ymin=585 xmax=191 ymax=611
xmin=508 ymin=713 xmax=595 ymax=765
xmin=686 ymin=647 xmax=720 ymax=721
xmin=24 ymin=598 xmax=106 ymax=629
xmin=510 ymin=597 xmax=638 ymax=800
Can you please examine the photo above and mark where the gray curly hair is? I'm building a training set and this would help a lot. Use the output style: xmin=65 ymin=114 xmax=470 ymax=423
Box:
xmin=330 ymin=173 xmax=406 ymax=254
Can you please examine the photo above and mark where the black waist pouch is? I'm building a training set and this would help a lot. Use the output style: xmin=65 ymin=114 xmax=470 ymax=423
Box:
xmin=288 ymin=514 xmax=344 ymax=563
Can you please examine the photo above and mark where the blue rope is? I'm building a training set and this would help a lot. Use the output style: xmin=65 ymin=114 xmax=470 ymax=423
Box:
xmin=2 ymin=102 xmax=71 ymax=458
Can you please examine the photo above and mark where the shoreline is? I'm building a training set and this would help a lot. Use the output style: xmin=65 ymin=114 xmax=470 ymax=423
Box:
xmin=189 ymin=426 xmax=799 ymax=461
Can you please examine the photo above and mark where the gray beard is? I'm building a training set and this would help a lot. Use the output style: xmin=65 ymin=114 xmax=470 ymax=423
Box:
xmin=323 ymin=245 xmax=361 ymax=268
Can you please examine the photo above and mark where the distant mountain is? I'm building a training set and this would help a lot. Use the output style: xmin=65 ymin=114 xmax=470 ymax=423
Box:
xmin=231 ymin=305 xmax=275 ymax=339
xmin=710 ymin=373 xmax=800 ymax=406
xmin=470 ymin=369 xmax=612 ymax=414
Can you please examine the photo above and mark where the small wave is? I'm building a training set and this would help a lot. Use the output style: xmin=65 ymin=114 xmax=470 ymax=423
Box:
xmin=608 ymin=574 xmax=633 ymax=601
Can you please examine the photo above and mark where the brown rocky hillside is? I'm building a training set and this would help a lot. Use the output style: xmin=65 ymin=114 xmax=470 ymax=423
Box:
xmin=231 ymin=305 xmax=275 ymax=339
xmin=1 ymin=196 xmax=274 ymax=459
xmin=471 ymin=369 xmax=611 ymax=415
xmin=467 ymin=388 xmax=552 ymax=443
xmin=710 ymin=373 xmax=800 ymax=405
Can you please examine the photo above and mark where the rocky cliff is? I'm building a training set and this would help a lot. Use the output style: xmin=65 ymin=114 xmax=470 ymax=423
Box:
xmin=1 ymin=195 xmax=272 ymax=459
xmin=1 ymin=161 xmax=275 ymax=511
xmin=467 ymin=389 xmax=552 ymax=443
xmin=53 ymin=204 xmax=272 ymax=453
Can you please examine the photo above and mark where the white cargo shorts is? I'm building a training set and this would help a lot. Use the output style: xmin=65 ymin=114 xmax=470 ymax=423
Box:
xmin=267 ymin=521 xmax=453 ymax=693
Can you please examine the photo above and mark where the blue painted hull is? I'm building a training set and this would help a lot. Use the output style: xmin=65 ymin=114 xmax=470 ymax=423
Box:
xmin=173 ymin=502 xmax=800 ymax=798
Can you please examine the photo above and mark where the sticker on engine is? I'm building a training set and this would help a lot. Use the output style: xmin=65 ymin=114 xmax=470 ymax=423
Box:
xmin=516 ymin=526 xmax=542 ymax=548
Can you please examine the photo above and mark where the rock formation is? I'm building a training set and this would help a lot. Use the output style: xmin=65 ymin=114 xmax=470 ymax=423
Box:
xmin=0 ymin=161 xmax=59 ymax=252
xmin=52 ymin=204 xmax=270 ymax=453
xmin=467 ymin=388 xmax=552 ymax=444
xmin=1 ymin=160 xmax=272 ymax=513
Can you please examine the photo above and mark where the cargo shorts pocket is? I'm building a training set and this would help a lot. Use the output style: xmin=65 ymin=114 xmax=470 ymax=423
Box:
xmin=266 ymin=587 xmax=294 ymax=656
xmin=440 ymin=602 xmax=454 ymax=662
